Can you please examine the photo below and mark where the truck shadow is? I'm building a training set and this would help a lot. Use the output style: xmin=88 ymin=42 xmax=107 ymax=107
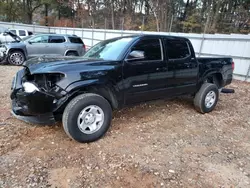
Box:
xmin=113 ymin=96 xmax=194 ymax=120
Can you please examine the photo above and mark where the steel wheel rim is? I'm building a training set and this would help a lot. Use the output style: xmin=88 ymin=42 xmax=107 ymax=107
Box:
xmin=9 ymin=53 xmax=24 ymax=65
xmin=205 ymin=91 xmax=216 ymax=108
xmin=77 ymin=105 xmax=104 ymax=134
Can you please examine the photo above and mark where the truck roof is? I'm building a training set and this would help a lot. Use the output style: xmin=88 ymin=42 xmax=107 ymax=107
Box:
xmin=32 ymin=33 xmax=81 ymax=38
xmin=107 ymin=34 xmax=189 ymax=41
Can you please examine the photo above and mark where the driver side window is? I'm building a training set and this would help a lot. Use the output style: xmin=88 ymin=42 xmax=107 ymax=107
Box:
xmin=127 ymin=39 xmax=162 ymax=61
xmin=29 ymin=35 xmax=48 ymax=43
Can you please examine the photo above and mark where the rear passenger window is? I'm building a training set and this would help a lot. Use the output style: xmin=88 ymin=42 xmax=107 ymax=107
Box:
xmin=49 ymin=36 xmax=65 ymax=43
xmin=19 ymin=30 xmax=26 ymax=36
xmin=128 ymin=39 xmax=162 ymax=61
xmin=166 ymin=40 xmax=190 ymax=59
xmin=68 ymin=37 xmax=83 ymax=44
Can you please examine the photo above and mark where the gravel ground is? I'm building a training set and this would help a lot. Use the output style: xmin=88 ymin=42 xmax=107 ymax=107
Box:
xmin=0 ymin=65 xmax=250 ymax=188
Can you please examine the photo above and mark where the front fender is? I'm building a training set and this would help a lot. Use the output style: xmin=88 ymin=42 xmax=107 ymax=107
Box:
xmin=64 ymin=79 xmax=120 ymax=109
xmin=65 ymin=79 xmax=99 ymax=92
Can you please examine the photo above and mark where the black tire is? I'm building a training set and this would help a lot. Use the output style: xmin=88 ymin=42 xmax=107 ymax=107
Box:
xmin=194 ymin=83 xmax=219 ymax=113
xmin=8 ymin=50 xmax=25 ymax=65
xmin=221 ymin=88 xmax=235 ymax=94
xmin=66 ymin=51 xmax=78 ymax=56
xmin=62 ymin=93 xmax=112 ymax=143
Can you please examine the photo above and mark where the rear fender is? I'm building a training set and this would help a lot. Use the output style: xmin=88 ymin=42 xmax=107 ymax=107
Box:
xmin=200 ymin=71 xmax=224 ymax=88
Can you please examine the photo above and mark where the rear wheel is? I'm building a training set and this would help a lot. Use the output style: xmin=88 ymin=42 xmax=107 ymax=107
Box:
xmin=8 ymin=51 xmax=25 ymax=65
xmin=194 ymin=83 xmax=219 ymax=113
xmin=62 ymin=93 xmax=112 ymax=143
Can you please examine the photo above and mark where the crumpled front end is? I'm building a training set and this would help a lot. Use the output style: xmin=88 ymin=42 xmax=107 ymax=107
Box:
xmin=0 ymin=45 xmax=7 ymax=64
xmin=10 ymin=68 xmax=68 ymax=124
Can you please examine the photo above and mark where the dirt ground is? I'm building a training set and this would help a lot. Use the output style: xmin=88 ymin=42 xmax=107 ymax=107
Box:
xmin=0 ymin=66 xmax=250 ymax=188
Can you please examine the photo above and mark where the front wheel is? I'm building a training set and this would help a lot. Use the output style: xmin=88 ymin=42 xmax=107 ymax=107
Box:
xmin=62 ymin=93 xmax=112 ymax=143
xmin=194 ymin=83 xmax=219 ymax=113
xmin=8 ymin=50 xmax=25 ymax=65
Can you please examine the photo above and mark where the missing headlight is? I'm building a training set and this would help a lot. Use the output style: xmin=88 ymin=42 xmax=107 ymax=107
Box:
xmin=23 ymin=82 xmax=39 ymax=93
xmin=25 ymin=73 xmax=65 ymax=93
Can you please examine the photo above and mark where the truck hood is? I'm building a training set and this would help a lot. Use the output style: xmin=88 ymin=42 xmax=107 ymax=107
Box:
xmin=23 ymin=56 xmax=112 ymax=74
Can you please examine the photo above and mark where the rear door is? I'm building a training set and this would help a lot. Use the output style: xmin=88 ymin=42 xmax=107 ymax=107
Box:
xmin=47 ymin=35 xmax=66 ymax=55
xmin=164 ymin=39 xmax=198 ymax=94
xmin=123 ymin=38 xmax=167 ymax=104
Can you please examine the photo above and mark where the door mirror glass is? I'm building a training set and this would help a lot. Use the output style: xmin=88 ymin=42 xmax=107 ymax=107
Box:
xmin=127 ymin=50 xmax=145 ymax=60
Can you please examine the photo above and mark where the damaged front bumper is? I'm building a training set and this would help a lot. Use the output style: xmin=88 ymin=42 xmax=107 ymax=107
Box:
xmin=10 ymin=69 xmax=57 ymax=124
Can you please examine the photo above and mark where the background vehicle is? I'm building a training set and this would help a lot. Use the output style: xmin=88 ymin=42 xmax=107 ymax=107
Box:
xmin=0 ymin=29 xmax=32 ymax=42
xmin=9 ymin=29 xmax=33 ymax=38
xmin=0 ymin=27 xmax=27 ymax=65
xmin=22 ymin=34 xmax=86 ymax=58
xmin=0 ymin=28 xmax=86 ymax=65
xmin=11 ymin=35 xmax=234 ymax=143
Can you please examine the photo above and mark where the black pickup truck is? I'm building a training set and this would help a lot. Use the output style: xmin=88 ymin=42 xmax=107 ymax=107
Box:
xmin=10 ymin=35 xmax=234 ymax=143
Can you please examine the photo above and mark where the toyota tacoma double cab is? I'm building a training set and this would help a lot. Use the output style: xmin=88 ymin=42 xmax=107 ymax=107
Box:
xmin=10 ymin=35 xmax=234 ymax=143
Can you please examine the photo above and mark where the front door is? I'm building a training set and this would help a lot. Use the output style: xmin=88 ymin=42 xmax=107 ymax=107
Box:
xmin=26 ymin=35 xmax=49 ymax=58
xmin=123 ymin=38 xmax=167 ymax=104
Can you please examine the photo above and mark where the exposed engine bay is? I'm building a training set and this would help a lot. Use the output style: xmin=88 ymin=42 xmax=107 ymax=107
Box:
xmin=22 ymin=69 xmax=66 ymax=99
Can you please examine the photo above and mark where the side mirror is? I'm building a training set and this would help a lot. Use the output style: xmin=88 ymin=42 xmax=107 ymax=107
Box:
xmin=127 ymin=50 xmax=145 ymax=60
xmin=28 ymin=41 xmax=33 ymax=44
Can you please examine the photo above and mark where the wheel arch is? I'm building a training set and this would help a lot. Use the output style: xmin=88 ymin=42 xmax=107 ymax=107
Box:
xmin=8 ymin=48 xmax=26 ymax=60
xmin=202 ymin=72 xmax=224 ymax=89
xmin=65 ymin=50 xmax=79 ymax=56
xmin=64 ymin=80 xmax=119 ymax=110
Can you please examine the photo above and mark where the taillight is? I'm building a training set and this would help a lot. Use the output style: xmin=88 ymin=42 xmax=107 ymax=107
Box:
xmin=83 ymin=44 xmax=86 ymax=51
xmin=232 ymin=61 xmax=235 ymax=71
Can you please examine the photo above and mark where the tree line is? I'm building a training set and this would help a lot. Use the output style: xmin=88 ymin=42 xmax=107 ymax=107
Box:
xmin=0 ymin=0 xmax=249 ymax=34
